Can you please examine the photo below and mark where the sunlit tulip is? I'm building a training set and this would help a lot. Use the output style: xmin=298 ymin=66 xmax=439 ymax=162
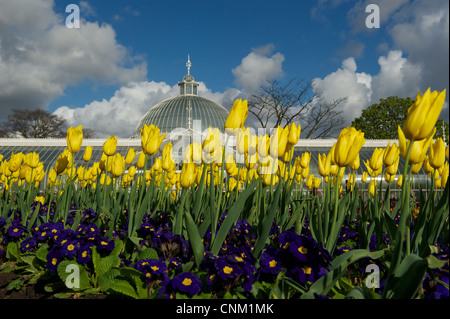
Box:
xmin=300 ymin=152 xmax=311 ymax=169
xmin=429 ymin=138 xmax=446 ymax=169
xmin=270 ymin=126 xmax=289 ymax=158
xmin=368 ymin=148 xmax=384 ymax=172
xmin=386 ymin=155 xmax=400 ymax=176
xmin=411 ymin=161 xmax=423 ymax=174
xmin=66 ymin=125 xmax=83 ymax=153
xmin=203 ymin=127 xmax=221 ymax=154
xmin=25 ymin=152 xmax=40 ymax=169
xmin=288 ymin=122 xmax=301 ymax=145
xmin=257 ymin=134 xmax=270 ymax=158
xmin=141 ymin=125 xmax=166 ymax=156
xmin=244 ymin=152 xmax=258 ymax=170
xmin=397 ymin=174 xmax=403 ymax=187
xmin=137 ymin=152 xmax=146 ymax=169
xmin=47 ymin=168 xmax=57 ymax=187
xmin=361 ymin=171 xmax=368 ymax=183
xmin=334 ymin=127 xmax=366 ymax=167
xmin=184 ymin=143 xmax=202 ymax=163
xmin=103 ymin=135 xmax=117 ymax=156
xmin=224 ymin=99 xmax=248 ymax=135
xmin=162 ymin=143 xmax=175 ymax=171
xmin=83 ymin=146 xmax=93 ymax=162
xmin=8 ymin=152 xmax=23 ymax=172
xmin=305 ymin=174 xmax=315 ymax=189
xmin=350 ymin=153 xmax=360 ymax=171
xmin=180 ymin=161 xmax=196 ymax=188
xmin=111 ymin=153 xmax=125 ymax=178
xmin=318 ymin=153 xmax=331 ymax=177
xmin=441 ymin=162 xmax=448 ymax=187
xmin=99 ymin=173 xmax=111 ymax=186
xmin=383 ymin=142 xmax=399 ymax=167
xmin=384 ymin=172 xmax=395 ymax=183
xmin=125 ymin=148 xmax=137 ymax=165
xmin=402 ymin=88 xmax=446 ymax=141
xmin=398 ymin=126 xmax=434 ymax=164
xmin=368 ymin=179 xmax=377 ymax=197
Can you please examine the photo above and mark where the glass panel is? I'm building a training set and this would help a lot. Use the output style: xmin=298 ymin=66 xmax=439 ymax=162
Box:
xmin=186 ymin=84 xmax=192 ymax=94
xmin=193 ymin=85 xmax=197 ymax=95
xmin=180 ymin=85 xmax=185 ymax=95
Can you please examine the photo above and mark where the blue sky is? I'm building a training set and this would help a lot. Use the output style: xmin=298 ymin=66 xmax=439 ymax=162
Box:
xmin=0 ymin=0 xmax=448 ymax=137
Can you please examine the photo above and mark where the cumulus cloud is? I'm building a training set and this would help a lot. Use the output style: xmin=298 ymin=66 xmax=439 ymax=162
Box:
xmin=232 ymin=44 xmax=285 ymax=93
xmin=0 ymin=0 xmax=147 ymax=119
xmin=313 ymin=0 xmax=449 ymax=126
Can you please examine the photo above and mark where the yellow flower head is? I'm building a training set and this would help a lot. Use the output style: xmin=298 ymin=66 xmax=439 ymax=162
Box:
xmin=334 ymin=127 xmax=365 ymax=167
xmin=66 ymin=125 xmax=83 ymax=153
xmin=224 ymin=99 xmax=248 ymax=135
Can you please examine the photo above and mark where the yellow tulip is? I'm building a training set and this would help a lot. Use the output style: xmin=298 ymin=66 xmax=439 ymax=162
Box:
xmin=270 ymin=126 xmax=289 ymax=158
xmin=361 ymin=171 xmax=368 ymax=183
xmin=350 ymin=153 xmax=360 ymax=171
xmin=236 ymin=127 xmax=256 ymax=155
xmin=386 ymin=155 xmax=400 ymax=176
xmin=257 ymin=134 xmax=270 ymax=158
xmin=103 ymin=135 xmax=117 ymax=156
xmin=402 ymin=88 xmax=446 ymax=141
xmin=423 ymin=156 xmax=434 ymax=174
xmin=47 ymin=168 xmax=57 ymax=187
xmin=411 ymin=161 xmax=423 ymax=174
xmin=203 ymin=127 xmax=221 ymax=154
xmin=125 ymin=148 xmax=137 ymax=165
xmin=34 ymin=196 xmax=45 ymax=205
xmin=288 ymin=122 xmax=301 ymax=145
xmin=137 ymin=152 xmax=146 ymax=169
xmin=300 ymin=152 xmax=311 ymax=169
xmin=152 ymin=158 xmax=163 ymax=173
xmin=397 ymin=174 xmax=403 ymax=187
xmin=318 ymin=153 xmax=331 ymax=177
xmin=334 ymin=127 xmax=366 ymax=167
xmin=162 ymin=143 xmax=175 ymax=171
xmin=184 ymin=142 xmax=202 ymax=163
xmin=244 ymin=152 xmax=258 ymax=170
xmin=441 ymin=162 xmax=448 ymax=187
xmin=383 ymin=142 xmax=399 ymax=167
xmin=99 ymin=173 xmax=111 ymax=186
xmin=224 ymin=99 xmax=248 ymax=135
xmin=368 ymin=148 xmax=384 ymax=172
xmin=429 ymin=138 xmax=446 ymax=169
xmin=8 ymin=152 xmax=23 ymax=172
xmin=180 ymin=161 xmax=196 ymax=188
xmin=398 ymin=126 xmax=434 ymax=164
xmin=66 ymin=125 xmax=83 ymax=153
xmin=55 ymin=150 xmax=72 ymax=175
xmin=83 ymin=146 xmax=93 ymax=162
xmin=228 ymin=178 xmax=238 ymax=192
xmin=368 ymin=179 xmax=377 ymax=197
xmin=141 ymin=125 xmax=166 ymax=156
xmin=111 ymin=153 xmax=125 ymax=178
xmin=25 ymin=152 xmax=40 ymax=169
xmin=384 ymin=172 xmax=395 ymax=183
xmin=305 ymin=174 xmax=315 ymax=190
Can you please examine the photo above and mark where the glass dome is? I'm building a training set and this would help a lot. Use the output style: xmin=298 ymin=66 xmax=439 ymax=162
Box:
xmin=132 ymin=60 xmax=229 ymax=138
xmin=132 ymin=95 xmax=229 ymax=138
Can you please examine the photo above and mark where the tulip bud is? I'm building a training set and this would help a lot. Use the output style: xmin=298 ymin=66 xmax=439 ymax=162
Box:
xmin=125 ymin=148 xmax=137 ymax=165
xmin=66 ymin=125 xmax=83 ymax=153
xmin=180 ymin=161 xmax=196 ymax=188
xmin=334 ymin=127 xmax=365 ymax=167
xmin=224 ymin=99 xmax=248 ymax=136
xmin=103 ymin=135 xmax=117 ymax=156
xmin=383 ymin=142 xmax=399 ymax=167
xmin=318 ymin=153 xmax=331 ymax=177
xmin=25 ymin=152 xmax=40 ymax=169
xmin=402 ymin=88 xmax=446 ymax=141
xmin=429 ymin=138 xmax=446 ymax=169
xmin=83 ymin=146 xmax=93 ymax=162
xmin=111 ymin=153 xmax=125 ymax=178
xmin=288 ymin=122 xmax=301 ymax=145
xmin=137 ymin=152 xmax=146 ymax=169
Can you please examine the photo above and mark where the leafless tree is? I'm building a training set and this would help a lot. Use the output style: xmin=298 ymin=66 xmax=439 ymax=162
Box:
xmin=247 ymin=79 xmax=346 ymax=138
xmin=1 ymin=108 xmax=97 ymax=138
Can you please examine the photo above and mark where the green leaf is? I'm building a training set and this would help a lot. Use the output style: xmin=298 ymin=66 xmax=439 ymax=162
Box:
xmin=35 ymin=243 xmax=49 ymax=262
xmin=210 ymin=179 xmax=258 ymax=256
xmin=107 ymin=280 xmax=139 ymax=299
xmin=6 ymin=242 xmax=19 ymax=261
xmin=184 ymin=209 xmax=205 ymax=268
xmin=97 ymin=255 xmax=121 ymax=278
xmin=387 ymin=254 xmax=428 ymax=299
xmin=137 ymin=247 xmax=159 ymax=260
xmin=302 ymin=249 xmax=386 ymax=298
xmin=7 ymin=277 xmax=25 ymax=291
xmin=56 ymin=260 xmax=91 ymax=291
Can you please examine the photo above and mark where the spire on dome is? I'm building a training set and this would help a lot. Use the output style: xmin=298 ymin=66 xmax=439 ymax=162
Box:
xmin=186 ymin=54 xmax=191 ymax=75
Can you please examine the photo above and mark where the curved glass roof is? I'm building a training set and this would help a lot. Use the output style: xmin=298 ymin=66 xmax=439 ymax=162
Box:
xmin=132 ymin=95 xmax=229 ymax=138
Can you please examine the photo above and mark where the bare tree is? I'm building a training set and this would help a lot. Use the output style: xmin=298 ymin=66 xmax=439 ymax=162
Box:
xmin=1 ymin=109 xmax=97 ymax=139
xmin=247 ymin=79 xmax=346 ymax=138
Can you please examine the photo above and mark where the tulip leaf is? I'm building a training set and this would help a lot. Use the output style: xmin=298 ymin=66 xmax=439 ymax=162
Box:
xmin=184 ymin=209 xmax=205 ymax=268
xmin=210 ymin=179 xmax=257 ymax=256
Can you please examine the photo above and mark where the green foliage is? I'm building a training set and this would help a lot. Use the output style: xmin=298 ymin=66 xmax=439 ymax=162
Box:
xmin=352 ymin=96 xmax=413 ymax=139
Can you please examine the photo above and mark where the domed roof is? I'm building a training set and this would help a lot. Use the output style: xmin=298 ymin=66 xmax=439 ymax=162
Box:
xmin=132 ymin=56 xmax=229 ymax=138
xmin=132 ymin=94 xmax=229 ymax=138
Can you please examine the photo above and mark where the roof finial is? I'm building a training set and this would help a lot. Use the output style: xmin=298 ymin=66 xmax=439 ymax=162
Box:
xmin=186 ymin=54 xmax=191 ymax=75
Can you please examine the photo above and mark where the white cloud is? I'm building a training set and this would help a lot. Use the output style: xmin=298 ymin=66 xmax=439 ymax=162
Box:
xmin=0 ymin=0 xmax=147 ymax=118
xmin=232 ymin=44 xmax=285 ymax=92
xmin=312 ymin=57 xmax=372 ymax=124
